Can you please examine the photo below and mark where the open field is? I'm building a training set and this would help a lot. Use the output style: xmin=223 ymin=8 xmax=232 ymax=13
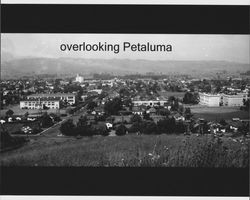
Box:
xmin=190 ymin=106 xmax=249 ymax=121
xmin=1 ymin=134 xmax=249 ymax=167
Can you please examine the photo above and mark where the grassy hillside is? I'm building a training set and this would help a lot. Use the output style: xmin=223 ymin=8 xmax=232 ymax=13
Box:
xmin=1 ymin=134 xmax=249 ymax=167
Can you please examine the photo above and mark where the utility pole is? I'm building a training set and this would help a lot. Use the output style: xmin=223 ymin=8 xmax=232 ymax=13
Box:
xmin=199 ymin=118 xmax=205 ymax=135
xmin=184 ymin=120 xmax=191 ymax=135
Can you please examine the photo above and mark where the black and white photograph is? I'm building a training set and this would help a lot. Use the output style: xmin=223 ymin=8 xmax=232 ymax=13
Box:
xmin=1 ymin=1 xmax=249 ymax=198
xmin=1 ymin=34 xmax=249 ymax=167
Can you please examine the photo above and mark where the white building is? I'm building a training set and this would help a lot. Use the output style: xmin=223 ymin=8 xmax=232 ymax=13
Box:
xmin=133 ymin=100 xmax=167 ymax=107
xmin=102 ymin=80 xmax=114 ymax=87
xmin=89 ymin=89 xmax=103 ymax=94
xmin=75 ymin=74 xmax=84 ymax=83
xmin=20 ymin=93 xmax=76 ymax=109
xmin=20 ymin=97 xmax=60 ymax=109
xmin=222 ymin=94 xmax=245 ymax=107
xmin=199 ymin=93 xmax=221 ymax=107
xmin=199 ymin=92 xmax=247 ymax=107
xmin=27 ymin=93 xmax=76 ymax=105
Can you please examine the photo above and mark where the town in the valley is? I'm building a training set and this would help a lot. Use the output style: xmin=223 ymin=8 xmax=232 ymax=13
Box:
xmin=1 ymin=72 xmax=249 ymax=136
xmin=1 ymin=72 xmax=249 ymax=166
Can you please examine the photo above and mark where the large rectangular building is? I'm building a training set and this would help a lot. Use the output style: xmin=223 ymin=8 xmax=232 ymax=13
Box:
xmin=27 ymin=93 xmax=76 ymax=105
xmin=199 ymin=93 xmax=221 ymax=107
xmin=133 ymin=100 xmax=167 ymax=107
xmin=199 ymin=92 xmax=246 ymax=107
xmin=20 ymin=93 xmax=76 ymax=109
xmin=20 ymin=97 xmax=60 ymax=109
xmin=222 ymin=94 xmax=245 ymax=107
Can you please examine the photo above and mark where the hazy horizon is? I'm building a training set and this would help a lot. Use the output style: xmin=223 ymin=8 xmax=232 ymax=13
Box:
xmin=1 ymin=34 xmax=249 ymax=64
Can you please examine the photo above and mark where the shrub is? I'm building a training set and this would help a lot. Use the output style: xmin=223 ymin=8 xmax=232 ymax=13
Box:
xmin=12 ymin=130 xmax=25 ymax=135
xmin=49 ymin=113 xmax=62 ymax=122
xmin=6 ymin=109 xmax=14 ymax=117
xmin=0 ymin=130 xmax=27 ymax=150
xmin=87 ymin=101 xmax=97 ymax=110
xmin=104 ymin=97 xmax=123 ymax=115
xmin=60 ymin=119 xmax=77 ymax=136
xmin=94 ymin=128 xmax=109 ymax=136
xmin=76 ymin=126 xmax=94 ymax=136
xmin=116 ymin=124 xmax=127 ymax=136
xmin=157 ymin=118 xmax=175 ymax=134
xmin=40 ymin=112 xmax=54 ymax=128
xmin=32 ymin=127 xmax=42 ymax=135
xmin=141 ymin=121 xmax=159 ymax=135
xmin=129 ymin=122 xmax=141 ymax=133
xmin=130 ymin=114 xmax=142 ymax=124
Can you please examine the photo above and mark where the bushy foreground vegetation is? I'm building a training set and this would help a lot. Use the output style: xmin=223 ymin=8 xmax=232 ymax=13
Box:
xmin=0 ymin=131 xmax=27 ymax=151
xmin=1 ymin=134 xmax=248 ymax=167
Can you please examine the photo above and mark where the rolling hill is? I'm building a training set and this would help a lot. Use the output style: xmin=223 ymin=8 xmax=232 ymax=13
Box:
xmin=1 ymin=57 xmax=249 ymax=79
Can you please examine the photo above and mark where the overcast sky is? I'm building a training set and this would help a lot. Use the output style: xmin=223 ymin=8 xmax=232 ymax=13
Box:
xmin=1 ymin=34 xmax=249 ymax=63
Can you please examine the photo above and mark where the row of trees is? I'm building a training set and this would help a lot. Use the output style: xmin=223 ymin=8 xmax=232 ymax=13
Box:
xmin=60 ymin=112 xmax=249 ymax=137
xmin=108 ymin=117 xmax=187 ymax=136
xmin=127 ymin=114 xmax=186 ymax=135
xmin=60 ymin=112 xmax=190 ymax=137
xmin=183 ymin=92 xmax=199 ymax=104
xmin=60 ymin=116 xmax=109 ymax=136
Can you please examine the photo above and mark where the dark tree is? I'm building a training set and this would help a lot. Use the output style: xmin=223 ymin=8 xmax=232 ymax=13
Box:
xmin=157 ymin=118 xmax=176 ymax=134
xmin=123 ymin=98 xmax=133 ymax=110
xmin=141 ymin=121 xmax=159 ymax=135
xmin=24 ymin=112 xmax=29 ymax=118
xmin=6 ymin=109 xmax=14 ymax=117
xmin=184 ymin=107 xmax=192 ymax=120
xmin=178 ymin=105 xmax=184 ymax=114
xmin=157 ymin=119 xmax=170 ymax=133
xmin=203 ymin=84 xmax=212 ymax=93
xmin=238 ymin=123 xmax=249 ymax=136
xmin=168 ymin=96 xmax=176 ymax=102
xmin=116 ymin=124 xmax=127 ymax=136
xmin=119 ymin=88 xmax=130 ymax=97
xmin=171 ymin=99 xmax=179 ymax=111
xmin=130 ymin=114 xmax=142 ymax=124
xmin=49 ymin=113 xmax=61 ymax=122
xmin=242 ymin=99 xmax=250 ymax=111
xmin=157 ymin=108 xmax=170 ymax=116
xmin=175 ymin=122 xmax=186 ymax=133
xmin=40 ymin=112 xmax=54 ymax=128
xmin=129 ymin=122 xmax=141 ymax=133
xmin=104 ymin=97 xmax=123 ymax=115
xmin=219 ymin=119 xmax=227 ymax=126
xmin=60 ymin=119 xmax=76 ymax=136
xmin=76 ymin=115 xmax=93 ymax=136
xmin=183 ymin=92 xmax=199 ymax=104
xmin=43 ymin=104 xmax=49 ymax=110
xmin=87 ymin=101 xmax=97 ymax=110
xmin=143 ymin=112 xmax=152 ymax=121
xmin=60 ymin=99 xmax=70 ymax=108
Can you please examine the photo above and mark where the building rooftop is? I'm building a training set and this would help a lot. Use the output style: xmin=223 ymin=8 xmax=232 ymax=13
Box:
xmin=28 ymin=93 xmax=76 ymax=98
xmin=199 ymin=92 xmax=221 ymax=97
xmin=21 ymin=97 xmax=61 ymax=101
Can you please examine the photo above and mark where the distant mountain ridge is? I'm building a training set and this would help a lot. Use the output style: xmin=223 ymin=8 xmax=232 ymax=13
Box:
xmin=1 ymin=57 xmax=249 ymax=79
